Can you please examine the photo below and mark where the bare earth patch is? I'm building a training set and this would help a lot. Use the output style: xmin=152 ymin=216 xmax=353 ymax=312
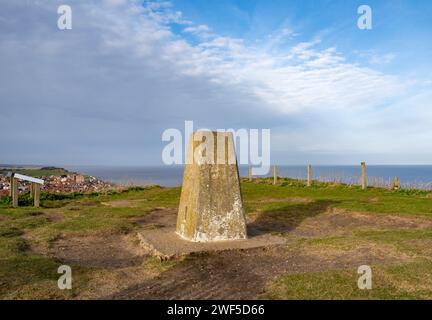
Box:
xmin=76 ymin=264 xmax=164 ymax=300
xmin=21 ymin=205 xmax=432 ymax=299
xmin=107 ymin=205 xmax=416 ymax=299
xmin=101 ymin=200 xmax=145 ymax=208
xmin=291 ymin=207 xmax=432 ymax=238
xmin=303 ymin=241 xmax=412 ymax=265
xmin=130 ymin=207 xmax=177 ymax=228
xmin=46 ymin=213 xmax=64 ymax=223
xmin=22 ymin=230 xmax=51 ymax=256
xmin=403 ymin=239 xmax=432 ymax=258
xmin=110 ymin=241 xmax=410 ymax=300
xmin=249 ymin=197 xmax=313 ymax=204
xmin=67 ymin=201 xmax=100 ymax=207
xmin=51 ymin=234 xmax=146 ymax=268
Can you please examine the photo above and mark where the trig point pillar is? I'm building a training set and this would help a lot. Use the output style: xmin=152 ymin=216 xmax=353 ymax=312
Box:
xmin=176 ymin=131 xmax=247 ymax=242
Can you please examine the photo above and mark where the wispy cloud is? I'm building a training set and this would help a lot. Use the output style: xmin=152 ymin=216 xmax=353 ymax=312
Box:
xmin=96 ymin=1 xmax=406 ymax=114
xmin=0 ymin=0 xmax=429 ymax=165
xmin=354 ymin=50 xmax=396 ymax=65
xmin=183 ymin=24 xmax=211 ymax=38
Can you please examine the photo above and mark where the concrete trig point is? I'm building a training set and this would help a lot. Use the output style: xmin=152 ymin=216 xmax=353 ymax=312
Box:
xmin=8 ymin=172 xmax=44 ymax=208
xmin=176 ymin=131 xmax=247 ymax=242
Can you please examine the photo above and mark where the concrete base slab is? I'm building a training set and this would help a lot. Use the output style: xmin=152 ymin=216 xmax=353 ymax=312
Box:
xmin=137 ymin=227 xmax=286 ymax=260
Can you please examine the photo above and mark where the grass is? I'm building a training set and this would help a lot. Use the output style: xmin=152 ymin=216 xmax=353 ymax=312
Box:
xmin=261 ymin=261 xmax=432 ymax=300
xmin=1 ymin=178 xmax=432 ymax=299
xmin=0 ymin=167 xmax=70 ymax=177
xmin=242 ymin=177 xmax=432 ymax=216
xmin=0 ymin=185 xmax=178 ymax=299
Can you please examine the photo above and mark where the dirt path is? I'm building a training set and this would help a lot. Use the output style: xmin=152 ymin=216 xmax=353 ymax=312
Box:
xmin=107 ymin=207 xmax=422 ymax=299
xmin=25 ymin=206 xmax=431 ymax=299
xmin=52 ymin=234 xmax=146 ymax=268
xmin=109 ymin=243 xmax=407 ymax=299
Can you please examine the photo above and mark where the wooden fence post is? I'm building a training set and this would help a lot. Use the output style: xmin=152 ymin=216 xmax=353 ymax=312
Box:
xmin=273 ymin=165 xmax=278 ymax=185
xmin=34 ymin=184 xmax=40 ymax=208
xmin=393 ymin=176 xmax=400 ymax=190
xmin=248 ymin=166 xmax=252 ymax=182
xmin=9 ymin=175 xmax=14 ymax=197
xmin=361 ymin=162 xmax=367 ymax=190
xmin=307 ymin=164 xmax=312 ymax=187
xmin=12 ymin=178 xmax=18 ymax=207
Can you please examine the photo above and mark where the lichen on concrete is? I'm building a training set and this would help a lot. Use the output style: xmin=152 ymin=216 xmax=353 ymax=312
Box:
xmin=176 ymin=131 xmax=247 ymax=242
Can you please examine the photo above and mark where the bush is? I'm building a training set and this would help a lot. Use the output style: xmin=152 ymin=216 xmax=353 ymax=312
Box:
xmin=40 ymin=192 xmax=84 ymax=201
xmin=394 ymin=188 xmax=432 ymax=197
xmin=0 ymin=196 xmax=11 ymax=205
xmin=18 ymin=193 xmax=34 ymax=206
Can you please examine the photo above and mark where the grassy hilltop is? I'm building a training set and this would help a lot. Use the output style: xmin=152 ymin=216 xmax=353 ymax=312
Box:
xmin=1 ymin=178 xmax=432 ymax=299
xmin=0 ymin=167 xmax=70 ymax=177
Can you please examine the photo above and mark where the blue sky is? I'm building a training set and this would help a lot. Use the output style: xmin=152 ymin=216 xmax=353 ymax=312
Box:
xmin=171 ymin=0 xmax=432 ymax=73
xmin=0 ymin=0 xmax=432 ymax=166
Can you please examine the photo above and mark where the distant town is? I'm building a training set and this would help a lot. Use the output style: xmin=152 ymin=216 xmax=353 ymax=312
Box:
xmin=0 ymin=166 xmax=112 ymax=197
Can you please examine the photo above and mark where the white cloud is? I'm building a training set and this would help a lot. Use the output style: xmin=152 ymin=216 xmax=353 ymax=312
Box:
xmin=104 ymin=0 xmax=128 ymax=7
xmin=369 ymin=53 xmax=395 ymax=65
xmin=0 ymin=0 xmax=428 ymax=165
xmin=355 ymin=50 xmax=396 ymax=65
xmin=183 ymin=24 xmax=211 ymax=37
xmin=72 ymin=0 xmax=407 ymax=115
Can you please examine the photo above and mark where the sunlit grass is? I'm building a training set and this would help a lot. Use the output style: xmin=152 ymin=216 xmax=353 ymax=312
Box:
xmin=1 ymin=180 xmax=432 ymax=299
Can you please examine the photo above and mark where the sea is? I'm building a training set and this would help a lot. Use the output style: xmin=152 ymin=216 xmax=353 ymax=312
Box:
xmin=65 ymin=165 xmax=432 ymax=190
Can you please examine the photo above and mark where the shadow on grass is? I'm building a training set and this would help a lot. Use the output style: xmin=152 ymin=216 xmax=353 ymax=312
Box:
xmin=247 ymin=200 xmax=338 ymax=236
